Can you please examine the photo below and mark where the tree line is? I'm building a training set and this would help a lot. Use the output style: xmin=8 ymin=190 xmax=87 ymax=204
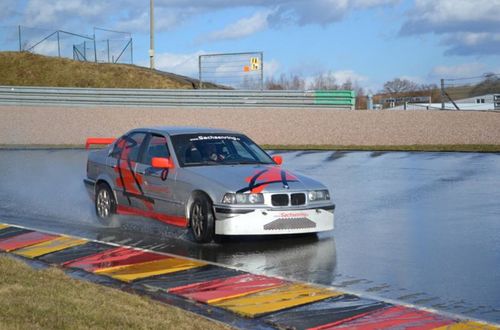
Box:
xmin=265 ymin=72 xmax=499 ymax=109
xmin=265 ymin=72 xmax=367 ymax=108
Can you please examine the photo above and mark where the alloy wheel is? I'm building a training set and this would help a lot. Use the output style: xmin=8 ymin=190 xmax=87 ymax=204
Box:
xmin=191 ymin=203 xmax=204 ymax=238
xmin=96 ymin=188 xmax=111 ymax=218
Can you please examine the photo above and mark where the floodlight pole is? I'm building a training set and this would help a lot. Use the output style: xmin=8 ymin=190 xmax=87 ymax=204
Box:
xmin=18 ymin=25 xmax=22 ymax=51
xmin=440 ymin=78 xmax=445 ymax=110
xmin=93 ymin=27 xmax=97 ymax=63
xmin=149 ymin=0 xmax=155 ymax=69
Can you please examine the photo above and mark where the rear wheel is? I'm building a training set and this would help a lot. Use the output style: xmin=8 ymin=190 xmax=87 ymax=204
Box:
xmin=190 ymin=193 xmax=215 ymax=243
xmin=95 ymin=183 xmax=116 ymax=224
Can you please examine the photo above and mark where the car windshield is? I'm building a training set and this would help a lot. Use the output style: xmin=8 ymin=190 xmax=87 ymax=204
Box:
xmin=171 ymin=133 xmax=275 ymax=167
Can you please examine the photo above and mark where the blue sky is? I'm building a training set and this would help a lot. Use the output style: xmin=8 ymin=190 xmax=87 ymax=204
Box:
xmin=1 ymin=0 xmax=499 ymax=91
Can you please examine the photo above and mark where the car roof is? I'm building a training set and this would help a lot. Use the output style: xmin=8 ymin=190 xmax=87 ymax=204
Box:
xmin=128 ymin=126 xmax=240 ymax=136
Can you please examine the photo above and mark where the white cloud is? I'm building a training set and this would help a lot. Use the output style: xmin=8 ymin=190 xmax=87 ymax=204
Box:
xmin=202 ymin=0 xmax=399 ymax=42
xmin=205 ymin=11 xmax=270 ymax=42
xmin=402 ymin=0 xmax=500 ymax=32
xmin=23 ymin=0 xmax=110 ymax=27
xmin=115 ymin=6 xmax=200 ymax=33
xmin=430 ymin=63 xmax=485 ymax=78
xmin=154 ymin=51 xmax=204 ymax=76
xmin=16 ymin=0 xmax=400 ymax=35
xmin=400 ymin=0 xmax=500 ymax=56
xmin=331 ymin=70 xmax=368 ymax=84
xmin=269 ymin=0 xmax=399 ymax=26
xmin=441 ymin=32 xmax=500 ymax=56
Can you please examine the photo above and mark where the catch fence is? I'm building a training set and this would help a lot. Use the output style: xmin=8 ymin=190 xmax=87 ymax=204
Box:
xmin=0 ymin=25 xmax=133 ymax=64
xmin=199 ymin=52 xmax=264 ymax=90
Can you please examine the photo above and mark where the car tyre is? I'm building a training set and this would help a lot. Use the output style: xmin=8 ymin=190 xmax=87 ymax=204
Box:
xmin=95 ymin=183 xmax=116 ymax=225
xmin=190 ymin=193 xmax=215 ymax=243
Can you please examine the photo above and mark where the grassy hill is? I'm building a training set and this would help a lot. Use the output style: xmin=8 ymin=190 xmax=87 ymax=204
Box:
xmin=0 ymin=51 xmax=215 ymax=89
xmin=445 ymin=77 xmax=500 ymax=100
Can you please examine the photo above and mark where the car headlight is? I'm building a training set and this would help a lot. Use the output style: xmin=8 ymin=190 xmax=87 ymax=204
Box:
xmin=222 ymin=193 xmax=264 ymax=205
xmin=308 ymin=189 xmax=330 ymax=202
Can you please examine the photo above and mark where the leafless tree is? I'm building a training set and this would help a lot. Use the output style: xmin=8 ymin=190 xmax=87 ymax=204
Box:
xmin=290 ymin=74 xmax=305 ymax=90
xmin=265 ymin=73 xmax=305 ymax=90
xmin=265 ymin=76 xmax=284 ymax=90
xmin=341 ymin=79 xmax=353 ymax=90
xmin=382 ymin=78 xmax=420 ymax=94
xmin=308 ymin=71 xmax=339 ymax=90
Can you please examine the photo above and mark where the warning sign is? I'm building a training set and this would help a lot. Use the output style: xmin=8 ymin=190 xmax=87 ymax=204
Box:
xmin=250 ymin=57 xmax=260 ymax=71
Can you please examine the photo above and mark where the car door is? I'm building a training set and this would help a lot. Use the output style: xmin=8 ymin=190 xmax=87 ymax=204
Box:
xmin=107 ymin=132 xmax=148 ymax=210
xmin=135 ymin=134 xmax=180 ymax=220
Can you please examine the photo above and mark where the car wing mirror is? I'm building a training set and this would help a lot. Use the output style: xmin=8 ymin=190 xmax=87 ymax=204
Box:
xmin=152 ymin=157 xmax=174 ymax=169
xmin=272 ymin=155 xmax=283 ymax=165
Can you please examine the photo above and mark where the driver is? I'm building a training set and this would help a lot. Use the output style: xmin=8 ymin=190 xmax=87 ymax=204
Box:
xmin=203 ymin=143 xmax=225 ymax=162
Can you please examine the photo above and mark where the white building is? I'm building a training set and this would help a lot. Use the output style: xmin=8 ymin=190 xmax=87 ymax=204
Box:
xmin=385 ymin=93 xmax=499 ymax=111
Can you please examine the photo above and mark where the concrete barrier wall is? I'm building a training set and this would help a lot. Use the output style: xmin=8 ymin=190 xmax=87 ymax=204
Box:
xmin=1 ymin=105 xmax=499 ymax=146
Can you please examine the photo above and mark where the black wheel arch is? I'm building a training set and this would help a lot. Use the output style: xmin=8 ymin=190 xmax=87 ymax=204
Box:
xmin=95 ymin=179 xmax=117 ymax=204
xmin=186 ymin=190 xmax=215 ymax=226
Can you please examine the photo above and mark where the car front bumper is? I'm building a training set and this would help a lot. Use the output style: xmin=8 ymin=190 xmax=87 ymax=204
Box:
xmin=214 ymin=206 xmax=334 ymax=235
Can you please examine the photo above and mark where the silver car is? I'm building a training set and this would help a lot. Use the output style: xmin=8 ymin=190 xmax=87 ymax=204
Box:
xmin=84 ymin=127 xmax=334 ymax=243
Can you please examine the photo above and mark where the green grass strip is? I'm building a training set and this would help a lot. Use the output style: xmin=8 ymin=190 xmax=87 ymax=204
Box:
xmin=0 ymin=255 xmax=229 ymax=330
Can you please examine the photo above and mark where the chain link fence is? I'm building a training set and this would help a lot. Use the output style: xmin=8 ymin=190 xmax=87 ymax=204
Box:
xmin=0 ymin=25 xmax=133 ymax=64
xmin=441 ymin=73 xmax=500 ymax=110
xmin=199 ymin=52 xmax=263 ymax=90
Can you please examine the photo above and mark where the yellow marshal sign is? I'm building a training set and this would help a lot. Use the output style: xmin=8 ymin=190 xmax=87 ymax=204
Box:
xmin=250 ymin=57 xmax=260 ymax=71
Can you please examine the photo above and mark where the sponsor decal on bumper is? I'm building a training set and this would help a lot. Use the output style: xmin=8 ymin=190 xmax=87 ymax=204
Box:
xmin=214 ymin=207 xmax=334 ymax=235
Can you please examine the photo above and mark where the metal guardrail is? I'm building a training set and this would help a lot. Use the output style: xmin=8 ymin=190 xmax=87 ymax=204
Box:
xmin=0 ymin=86 xmax=356 ymax=109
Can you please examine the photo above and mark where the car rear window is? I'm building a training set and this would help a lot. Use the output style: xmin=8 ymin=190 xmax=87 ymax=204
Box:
xmin=110 ymin=132 xmax=146 ymax=162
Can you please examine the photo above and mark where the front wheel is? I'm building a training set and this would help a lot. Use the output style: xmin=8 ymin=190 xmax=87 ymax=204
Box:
xmin=95 ymin=183 xmax=116 ymax=225
xmin=190 ymin=193 xmax=215 ymax=243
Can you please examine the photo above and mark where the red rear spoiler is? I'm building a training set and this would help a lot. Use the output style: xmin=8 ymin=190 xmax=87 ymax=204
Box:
xmin=85 ymin=138 xmax=116 ymax=150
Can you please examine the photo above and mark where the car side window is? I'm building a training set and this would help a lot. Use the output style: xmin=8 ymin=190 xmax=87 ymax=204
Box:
xmin=110 ymin=132 xmax=147 ymax=162
xmin=142 ymin=134 xmax=170 ymax=165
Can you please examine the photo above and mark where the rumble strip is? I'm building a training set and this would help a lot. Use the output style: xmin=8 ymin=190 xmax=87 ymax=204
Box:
xmin=0 ymin=223 xmax=497 ymax=330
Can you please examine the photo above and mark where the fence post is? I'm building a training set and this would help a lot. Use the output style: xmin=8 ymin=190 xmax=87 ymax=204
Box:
xmin=18 ymin=25 xmax=22 ymax=51
xmin=198 ymin=56 xmax=202 ymax=89
xmin=93 ymin=34 xmax=97 ymax=62
xmin=149 ymin=0 xmax=155 ymax=69
xmin=130 ymin=39 xmax=133 ymax=64
xmin=107 ymin=39 xmax=110 ymax=63
xmin=440 ymin=78 xmax=445 ymax=110
xmin=260 ymin=52 xmax=264 ymax=91
xmin=57 ymin=31 xmax=61 ymax=57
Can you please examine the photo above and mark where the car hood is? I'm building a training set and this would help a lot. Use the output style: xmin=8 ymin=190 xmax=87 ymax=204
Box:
xmin=184 ymin=164 xmax=326 ymax=193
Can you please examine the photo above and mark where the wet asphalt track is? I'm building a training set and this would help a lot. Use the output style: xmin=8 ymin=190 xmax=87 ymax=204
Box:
xmin=0 ymin=149 xmax=499 ymax=323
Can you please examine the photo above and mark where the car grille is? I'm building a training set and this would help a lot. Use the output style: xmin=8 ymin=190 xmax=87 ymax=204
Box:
xmin=271 ymin=194 xmax=289 ymax=206
xmin=271 ymin=193 xmax=306 ymax=206
xmin=291 ymin=193 xmax=306 ymax=205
